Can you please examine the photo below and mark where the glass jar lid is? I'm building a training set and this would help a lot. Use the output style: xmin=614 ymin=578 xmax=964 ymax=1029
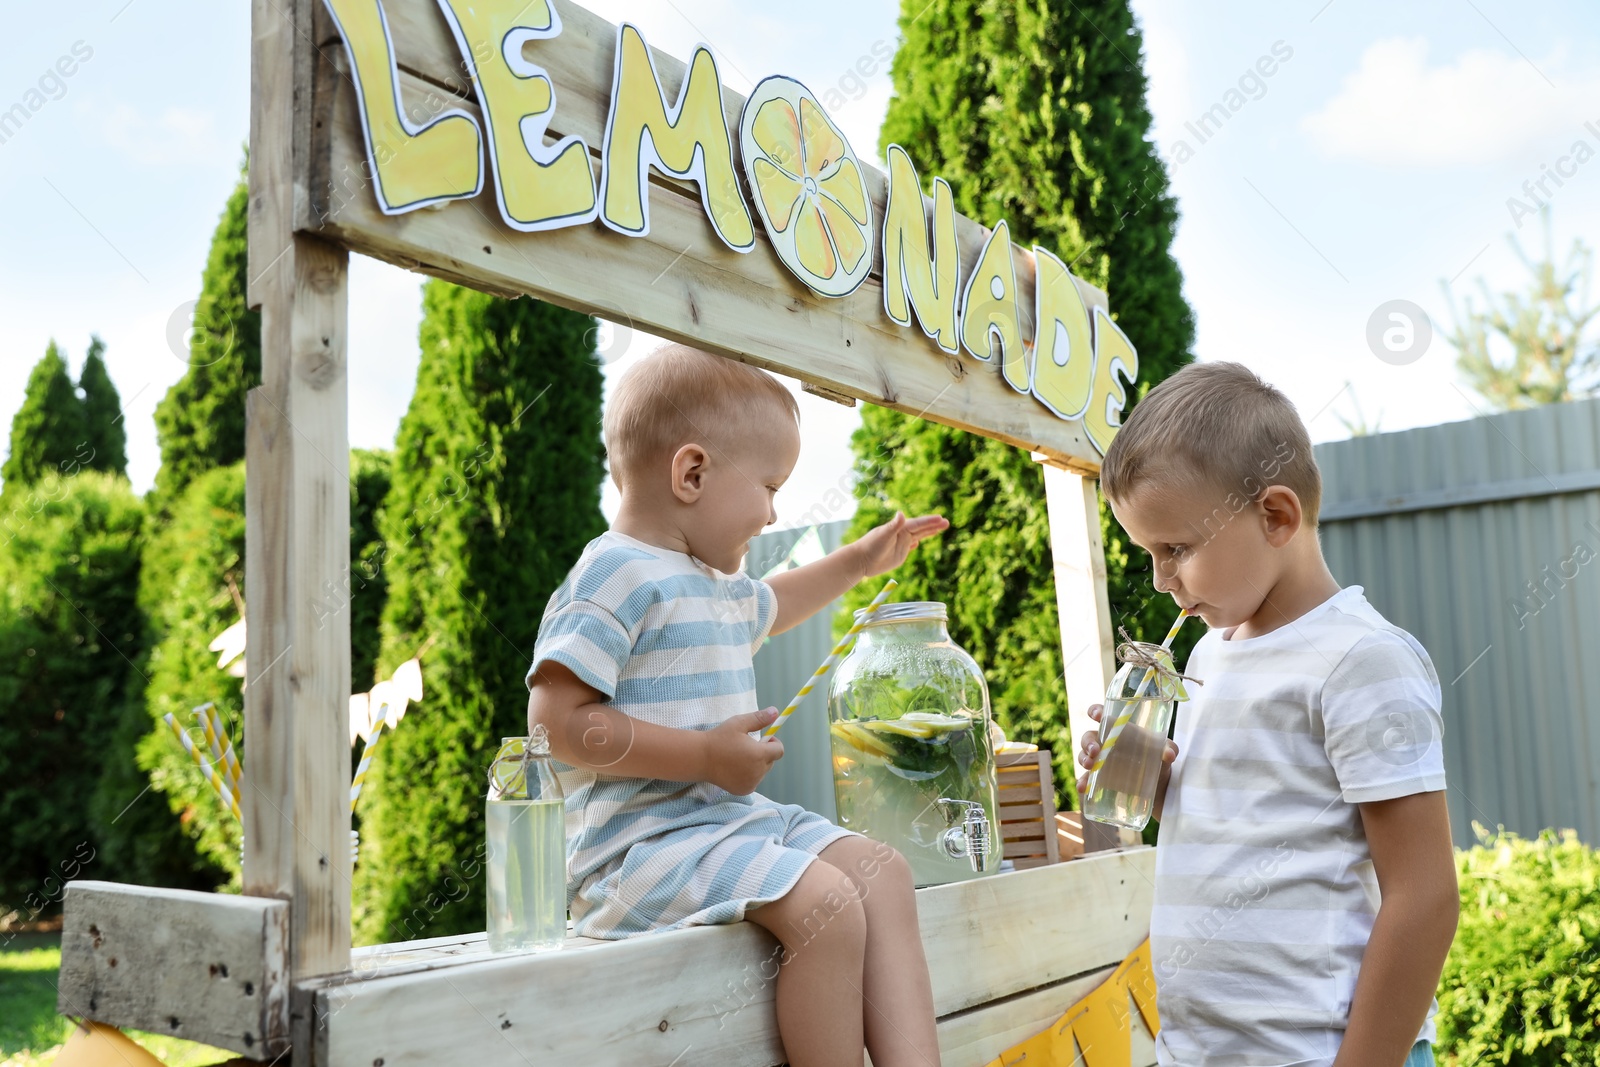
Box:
xmin=853 ymin=600 xmax=947 ymax=627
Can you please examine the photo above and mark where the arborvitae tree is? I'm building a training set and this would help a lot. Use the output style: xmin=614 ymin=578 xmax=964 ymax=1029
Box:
xmin=350 ymin=448 xmax=395 ymax=693
xmin=354 ymin=283 xmax=606 ymax=943
xmin=104 ymin=453 xmax=393 ymax=888
xmin=79 ymin=336 xmax=128 ymax=479
xmin=0 ymin=472 xmax=145 ymax=913
xmin=843 ymin=0 xmax=1196 ymax=809
xmin=150 ymin=155 xmax=261 ymax=514
xmin=132 ymin=462 xmax=248 ymax=883
xmin=3 ymin=341 xmax=89 ymax=489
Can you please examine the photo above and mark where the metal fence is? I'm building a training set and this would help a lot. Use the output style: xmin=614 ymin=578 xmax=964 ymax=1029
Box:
xmin=745 ymin=520 xmax=853 ymax=821
xmin=1315 ymin=395 xmax=1600 ymax=847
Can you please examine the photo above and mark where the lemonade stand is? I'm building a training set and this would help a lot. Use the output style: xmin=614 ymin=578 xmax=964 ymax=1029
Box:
xmin=56 ymin=1 xmax=1158 ymax=1063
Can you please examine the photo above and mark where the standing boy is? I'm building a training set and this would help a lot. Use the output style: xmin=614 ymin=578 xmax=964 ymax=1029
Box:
xmin=1077 ymin=362 xmax=1458 ymax=1067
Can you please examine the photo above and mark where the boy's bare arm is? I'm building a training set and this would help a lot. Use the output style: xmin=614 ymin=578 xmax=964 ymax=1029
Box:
xmin=526 ymin=660 xmax=783 ymax=794
xmin=765 ymin=512 xmax=949 ymax=636
xmin=1333 ymin=790 xmax=1458 ymax=1067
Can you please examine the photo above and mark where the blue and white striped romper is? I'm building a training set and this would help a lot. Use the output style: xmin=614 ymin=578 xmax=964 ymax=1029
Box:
xmin=525 ymin=530 xmax=861 ymax=940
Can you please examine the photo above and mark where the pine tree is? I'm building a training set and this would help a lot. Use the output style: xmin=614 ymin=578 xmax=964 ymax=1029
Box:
xmin=354 ymin=283 xmax=606 ymax=943
xmin=843 ymin=0 xmax=1196 ymax=809
xmin=3 ymin=341 xmax=89 ymax=489
xmin=150 ymin=155 xmax=261 ymax=513
xmin=79 ymin=336 xmax=129 ymax=479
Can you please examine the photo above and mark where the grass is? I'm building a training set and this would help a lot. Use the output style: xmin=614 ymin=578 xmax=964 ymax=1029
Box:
xmin=1 ymin=934 xmax=233 ymax=1067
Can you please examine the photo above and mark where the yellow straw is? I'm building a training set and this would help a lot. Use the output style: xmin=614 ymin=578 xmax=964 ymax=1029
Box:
xmin=1090 ymin=609 xmax=1189 ymax=774
xmin=350 ymin=705 xmax=390 ymax=814
xmin=761 ymin=579 xmax=897 ymax=740
xmin=194 ymin=703 xmax=242 ymax=796
xmin=164 ymin=712 xmax=240 ymax=820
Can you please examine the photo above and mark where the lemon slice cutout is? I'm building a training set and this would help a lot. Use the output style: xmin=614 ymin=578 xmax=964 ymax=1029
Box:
xmin=740 ymin=77 xmax=874 ymax=298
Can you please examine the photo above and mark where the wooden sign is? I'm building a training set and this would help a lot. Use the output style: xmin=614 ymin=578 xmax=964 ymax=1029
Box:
xmin=300 ymin=0 xmax=1139 ymax=472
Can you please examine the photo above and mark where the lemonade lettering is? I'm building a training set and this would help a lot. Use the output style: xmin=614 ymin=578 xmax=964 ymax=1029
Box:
xmin=322 ymin=3 xmax=1139 ymax=450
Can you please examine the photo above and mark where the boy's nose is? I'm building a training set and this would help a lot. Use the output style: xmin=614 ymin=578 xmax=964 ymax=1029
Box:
xmin=1152 ymin=564 xmax=1178 ymax=594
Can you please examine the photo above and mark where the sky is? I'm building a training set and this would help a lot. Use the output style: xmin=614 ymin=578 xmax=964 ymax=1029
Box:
xmin=2 ymin=0 xmax=1597 ymax=530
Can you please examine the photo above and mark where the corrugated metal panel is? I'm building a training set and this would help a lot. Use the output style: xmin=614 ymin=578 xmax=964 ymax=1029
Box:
xmin=1315 ymin=395 xmax=1600 ymax=846
xmin=742 ymin=520 xmax=853 ymax=820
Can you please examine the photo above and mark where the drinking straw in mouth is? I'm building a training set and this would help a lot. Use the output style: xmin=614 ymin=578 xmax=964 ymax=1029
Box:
xmin=1090 ymin=608 xmax=1189 ymax=774
xmin=761 ymin=578 xmax=897 ymax=741
xmin=350 ymin=704 xmax=390 ymax=814
xmin=164 ymin=712 xmax=241 ymax=820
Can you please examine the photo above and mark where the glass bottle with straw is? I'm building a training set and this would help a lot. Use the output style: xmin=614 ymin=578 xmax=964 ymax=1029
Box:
xmin=486 ymin=725 xmax=567 ymax=953
xmin=1083 ymin=610 xmax=1197 ymax=831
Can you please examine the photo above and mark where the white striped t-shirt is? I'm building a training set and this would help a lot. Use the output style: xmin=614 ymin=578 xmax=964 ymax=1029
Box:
xmin=525 ymin=530 xmax=855 ymax=938
xmin=1152 ymin=585 xmax=1448 ymax=1067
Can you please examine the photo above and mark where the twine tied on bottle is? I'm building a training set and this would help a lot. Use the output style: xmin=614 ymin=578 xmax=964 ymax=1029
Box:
xmin=487 ymin=724 xmax=552 ymax=801
xmin=1115 ymin=626 xmax=1203 ymax=698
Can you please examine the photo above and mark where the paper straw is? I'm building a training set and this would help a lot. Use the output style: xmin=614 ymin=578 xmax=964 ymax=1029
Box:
xmin=164 ymin=712 xmax=240 ymax=820
xmin=350 ymin=705 xmax=390 ymax=814
xmin=761 ymin=578 xmax=897 ymax=740
xmin=1090 ymin=609 xmax=1189 ymax=774
xmin=195 ymin=703 xmax=242 ymax=796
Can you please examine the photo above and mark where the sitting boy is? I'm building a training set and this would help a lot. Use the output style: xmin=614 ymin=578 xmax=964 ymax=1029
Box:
xmin=1077 ymin=361 xmax=1458 ymax=1067
xmin=526 ymin=343 xmax=950 ymax=1067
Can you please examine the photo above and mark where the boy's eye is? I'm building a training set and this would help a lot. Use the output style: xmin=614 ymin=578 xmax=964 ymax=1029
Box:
xmin=1166 ymin=544 xmax=1189 ymax=559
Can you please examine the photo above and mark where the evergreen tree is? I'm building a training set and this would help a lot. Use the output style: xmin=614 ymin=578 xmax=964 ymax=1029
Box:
xmin=354 ymin=283 xmax=605 ymax=943
xmin=150 ymin=155 xmax=261 ymax=513
xmin=3 ymin=341 xmax=89 ymax=489
xmin=0 ymin=472 xmax=146 ymax=912
xmin=113 ymin=452 xmax=396 ymax=887
xmin=79 ymin=336 xmax=129 ymax=479
xmin=843 ymin=0 xmax=1196 ymax=809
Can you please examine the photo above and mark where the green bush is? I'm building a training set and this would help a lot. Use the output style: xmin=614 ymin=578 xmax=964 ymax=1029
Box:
xmin=1436 ymin=825 xmax=1600 ymax=1065
xmin=0 ymin=472 xmax=145 ymax=915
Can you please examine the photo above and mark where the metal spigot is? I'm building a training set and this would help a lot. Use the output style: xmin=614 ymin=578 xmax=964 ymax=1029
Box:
xmin=936 ymin=799 xmax=991 ymax=871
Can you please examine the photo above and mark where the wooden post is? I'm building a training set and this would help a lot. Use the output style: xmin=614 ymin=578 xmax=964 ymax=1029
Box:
xmin=1039 ymin=460 xmax=1131 ymax=851
xmin=246 ymin=0 xmax=353 ymax=977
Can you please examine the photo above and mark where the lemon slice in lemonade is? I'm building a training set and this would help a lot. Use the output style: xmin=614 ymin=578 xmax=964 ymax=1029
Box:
xmin=740 ymin=77 xmax=874 ymax=298
xmin=489 ymin=737 xmax=529 ymax=800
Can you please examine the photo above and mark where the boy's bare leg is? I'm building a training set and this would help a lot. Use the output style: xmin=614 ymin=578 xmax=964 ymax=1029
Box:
xmin=745 ymin=859 xmax=868 ymax=1066
xmin=818 ymin=836 xmax=942 ymax=1067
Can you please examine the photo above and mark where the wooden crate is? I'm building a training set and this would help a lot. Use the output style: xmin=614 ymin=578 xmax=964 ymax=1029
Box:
xmin=996 ymin=749 xmax=1060 ymax=869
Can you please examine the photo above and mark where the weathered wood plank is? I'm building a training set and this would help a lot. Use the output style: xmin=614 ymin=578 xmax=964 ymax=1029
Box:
xmin=57 ymin=881 xmax=290 ymax=1058
xmin=930 ymin=963 xmax=1158 ymax=1067
xmin=306 ymin=848 xmax=1155 ymax=1067
xmin=301 ymin=5 xmax=1109 ymax=473
xmin=1040 ymin=462 xmax=1129 ymax=852
xmin=248 ymin=0 xmax=354 ymax=981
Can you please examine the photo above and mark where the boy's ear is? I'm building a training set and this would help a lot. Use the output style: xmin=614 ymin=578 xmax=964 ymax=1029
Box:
xmin=671 ymin=442 xmax=709 ymax=504
xmin=1258 ymin=485 xmax=1303 ymax=547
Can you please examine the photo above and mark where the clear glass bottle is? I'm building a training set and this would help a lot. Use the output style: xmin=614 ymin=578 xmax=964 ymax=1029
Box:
xmin=1082 ymin=643 xmax=1183 ymax=831
xmin=828 ymin=602 xmax=1000 ymax=886
xmin=485 ymin=725 xmax=567 ymax=953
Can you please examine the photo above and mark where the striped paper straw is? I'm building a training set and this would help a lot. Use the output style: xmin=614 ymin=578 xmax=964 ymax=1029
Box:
xmin=761 ymin=578 xmax=897 ymax=740
xmin=1091 ymin=609 xmax=1189 ymax=774
xmin=350 ymin=705 xmax=390 ymax=814
xmin=195 ymin=703 xmax=242 ymax=796
xmin=164 ymin=712 xmax=240 ymax=820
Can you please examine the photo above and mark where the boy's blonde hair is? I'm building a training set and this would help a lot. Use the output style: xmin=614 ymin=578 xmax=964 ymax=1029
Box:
xmin=1100 ymin=361 xmax=1322 ymax=526
xmin=604 ymin=343 xmax=799 ymax=492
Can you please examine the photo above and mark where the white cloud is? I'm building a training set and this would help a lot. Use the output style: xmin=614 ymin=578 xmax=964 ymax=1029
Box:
xmin=98 ymin=101 xmax=229 ymax=167
xmin=1301 ymin=37 xmax=1599 ymax=167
